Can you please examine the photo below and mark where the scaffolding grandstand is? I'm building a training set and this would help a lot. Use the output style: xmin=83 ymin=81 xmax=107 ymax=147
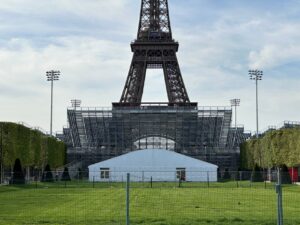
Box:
xmin=61 ymin=103 xmax=248 ymax=169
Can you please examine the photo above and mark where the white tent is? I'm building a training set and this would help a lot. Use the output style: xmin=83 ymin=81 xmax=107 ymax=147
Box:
xmin=88 ymin=149 xmax=218 ymax=182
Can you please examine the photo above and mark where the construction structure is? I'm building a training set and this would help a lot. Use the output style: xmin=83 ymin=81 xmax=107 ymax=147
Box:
xmin=61 ymin=0 xmax=249 ymax=169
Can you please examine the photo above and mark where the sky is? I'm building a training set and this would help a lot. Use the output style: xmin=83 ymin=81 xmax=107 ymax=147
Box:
xmin=0 ymin=0 xmax=300 ymax=134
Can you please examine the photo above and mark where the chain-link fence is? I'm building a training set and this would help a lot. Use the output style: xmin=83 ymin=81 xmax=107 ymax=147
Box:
xmin=0 ymin=170 xmax=299 ymax=225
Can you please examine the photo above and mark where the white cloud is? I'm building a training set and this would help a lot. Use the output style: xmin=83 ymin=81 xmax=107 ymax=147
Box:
xmin=0 ymin=36 xmax=131 ymax=132
xmin=0 ymin=0 xmax=131 ymax=19
xmin=247 ymin=21 xmax=300 ymax=69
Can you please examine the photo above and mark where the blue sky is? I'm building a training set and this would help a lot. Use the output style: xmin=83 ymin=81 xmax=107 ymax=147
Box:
xmin=0 ymin=0 xmax=300 ymax=134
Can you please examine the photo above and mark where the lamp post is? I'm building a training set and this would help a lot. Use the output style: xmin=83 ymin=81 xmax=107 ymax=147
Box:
xmin=249 ymin=70 xmax=263 ymax=138
xmin=46 ymin=70 xmax=60 ymax=136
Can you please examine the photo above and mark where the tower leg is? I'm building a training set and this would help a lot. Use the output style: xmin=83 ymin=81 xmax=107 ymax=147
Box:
xmin=120 ymin=60 xmax=147 ymax=104
xmin=163 ymin=59 xmax=189 ymax=103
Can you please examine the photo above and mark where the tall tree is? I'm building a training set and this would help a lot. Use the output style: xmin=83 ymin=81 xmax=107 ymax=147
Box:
xmin=11 ymin=158 xmax=25 ymax=184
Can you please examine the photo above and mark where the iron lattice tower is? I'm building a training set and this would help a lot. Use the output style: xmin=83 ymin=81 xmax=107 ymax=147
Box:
xmin=119 ymin=0 xmax=190 ymax=106
xmin=63 ymin=0 xmax=247 ymax=170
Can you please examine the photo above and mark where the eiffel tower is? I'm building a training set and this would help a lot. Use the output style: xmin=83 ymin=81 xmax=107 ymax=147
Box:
xmin=64 ymin=0 xmax=246 ymax=170
xmin=119 ymin=0 xmax=190 ymax=106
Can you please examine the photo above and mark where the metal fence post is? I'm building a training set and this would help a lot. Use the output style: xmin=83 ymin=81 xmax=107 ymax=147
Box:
xmin=178 ymin=176 xmax=182 ymax=188
xmin=264 ymin=180 xmax=267 ymax=189
xmin=207 ymin=171 xmax=210 ymax=188
xmin=126 ymin=173 xmax=130 ymax=225
xmin=276 ymin=168 xmax=284 ymax=225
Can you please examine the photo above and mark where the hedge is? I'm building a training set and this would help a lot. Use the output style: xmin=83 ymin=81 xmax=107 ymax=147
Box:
xmin=0 ymin=122 xmax=66 ymax=170
xmin=240 ymin=128 xmax=300 ymax=169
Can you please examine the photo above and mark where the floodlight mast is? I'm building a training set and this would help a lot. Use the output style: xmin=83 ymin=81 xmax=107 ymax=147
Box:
xmin=249 ymin=70 xmax=263 ymax=138
xmin=230 ymin=99 xmax=240 ymax=149
xmin=46 ymin=70 xmax=60 ymax=136
xmin=230 ymin=99 xmax=240 ymax=129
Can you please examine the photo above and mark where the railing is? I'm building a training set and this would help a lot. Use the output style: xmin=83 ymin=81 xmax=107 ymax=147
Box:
xmin=67 ymin=105 xmax=232 ymax=112
xmin=261 ymin=121 xmax=300 ymax=136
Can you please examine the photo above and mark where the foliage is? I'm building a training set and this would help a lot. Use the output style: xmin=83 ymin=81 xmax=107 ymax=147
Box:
xmin=41 ymin=164 xmax=54 ymax=182
xmin=61 ymin=167 xmax=71 ymax=181
xmin=240 ymin=128 xmax=300 ymax=169
xmin=280 ymin=165 xmax=292 ymax=184
xmin=11 ymin=159 xmax=25 ymax=185
xmin=0 ymin=122 xmax=66 ymax=170
xmin=251 ymin=164 xmax=264 ymax=182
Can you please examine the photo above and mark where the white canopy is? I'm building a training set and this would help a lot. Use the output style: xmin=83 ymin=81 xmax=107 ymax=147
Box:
xmin=88 ymin=149 xmax=218 ymax=182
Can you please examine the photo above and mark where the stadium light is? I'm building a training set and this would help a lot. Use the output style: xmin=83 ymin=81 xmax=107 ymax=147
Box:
xmin=230 ymin=99 xmax=240 ymax=129
xmin=46 ymin=70 xmax=60 ymax=136
xmin=249 ymin=70 xmax=263 ymax=138
xmin=71 ymin=99 xmax=82 ymax=110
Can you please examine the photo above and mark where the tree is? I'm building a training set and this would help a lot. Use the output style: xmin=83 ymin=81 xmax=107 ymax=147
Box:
xmin=41 ymin=164 xmax=54 ymax=182
xmin=251 ymin=164 xmax=264 ymax=182
xmin=11 ymin=159 xmax=25 ymax=184
xmin=1 ymin=122 xmax=66 ymax=170
xmin=240 ymin=128 xmax=300 ymax=170
xmin=61 ymin=167 xmax=71 ymax=181
xmin=280 ymin=165 xmax=291 ymax=184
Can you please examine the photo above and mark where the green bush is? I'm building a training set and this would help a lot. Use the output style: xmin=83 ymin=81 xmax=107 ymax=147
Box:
xmin=11 ymin=159 xmax=25 ymax=185
xmin=0 ymin=122 xmax=66 ymax=170
xmin=42 ymin=164 xmax=54 ymax=182
xmin=240 ymin=128 xmax=300 ymax=169
xmin=61 ymin=167 xmax=71 ymax=181
xmin=251 ymin=164 xmax=264 ymax=182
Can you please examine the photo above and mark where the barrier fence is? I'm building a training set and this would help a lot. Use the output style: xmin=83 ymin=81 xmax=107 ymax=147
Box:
xmin=0 ymin=170 xmax=299 ymax=225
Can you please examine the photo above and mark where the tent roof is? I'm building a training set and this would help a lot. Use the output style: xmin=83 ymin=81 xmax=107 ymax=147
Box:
xmin=88 ymin=149 xmax=218 ymax=169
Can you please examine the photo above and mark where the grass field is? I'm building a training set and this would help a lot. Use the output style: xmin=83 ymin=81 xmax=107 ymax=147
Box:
xmin=0 ymin=182 xmax=299 ymax=225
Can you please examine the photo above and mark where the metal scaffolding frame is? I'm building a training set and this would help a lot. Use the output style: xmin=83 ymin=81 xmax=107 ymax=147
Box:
xmin=62 ymin=104 xmax=247 ymax=169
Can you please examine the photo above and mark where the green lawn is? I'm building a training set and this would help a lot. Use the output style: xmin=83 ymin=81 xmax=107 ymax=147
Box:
xmin=0 ymin=182 xmax=299 ymax=225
